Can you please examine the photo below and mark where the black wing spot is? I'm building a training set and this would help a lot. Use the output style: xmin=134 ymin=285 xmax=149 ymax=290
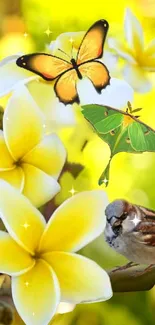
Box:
xmin=105 ymin=111 xmax=108 ymax=116
xmin=110 ymin=130 xmax=115 ymax=136
xmin=144 ymin=130 xmax=150 ymax=135
xmin=126 ymin=137 xmax=131 ymax=144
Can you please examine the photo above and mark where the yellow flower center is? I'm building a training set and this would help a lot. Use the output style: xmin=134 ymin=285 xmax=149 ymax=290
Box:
xmin=14 ymin=159 xmax=22 ymax=167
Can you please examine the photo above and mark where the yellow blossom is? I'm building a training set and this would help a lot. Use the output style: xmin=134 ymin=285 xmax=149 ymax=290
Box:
xmin=109 ymin=8 xmax=155 ymax=92
xmin=0 ymin=181 xmax=112 ymax=325
xmin=0 ymin=85 xmax=66 ymax=207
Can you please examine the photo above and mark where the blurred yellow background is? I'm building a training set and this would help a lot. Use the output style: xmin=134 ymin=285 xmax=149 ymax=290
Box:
xmin=1 ymin=0 xmax=155 ymax=324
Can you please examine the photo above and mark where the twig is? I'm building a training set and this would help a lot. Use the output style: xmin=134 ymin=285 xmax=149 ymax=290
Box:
xmin=108 ymin=264 xmax=155 ymax=292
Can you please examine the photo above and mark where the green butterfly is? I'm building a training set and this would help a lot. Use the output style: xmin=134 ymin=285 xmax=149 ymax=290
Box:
xmin=81 ymin=101 xmax=155 ymax=186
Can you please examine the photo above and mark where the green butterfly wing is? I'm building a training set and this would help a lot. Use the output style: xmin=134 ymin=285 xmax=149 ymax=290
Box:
xmin=82 ymin=104 xmax=136 ymax=155
xmin=82 ymin=104 xmax=155 ymax=186
xmin=129 ymin=122 xmax=155 ymax=151
xmin=95 ymin=114 xmax=123 ymax=133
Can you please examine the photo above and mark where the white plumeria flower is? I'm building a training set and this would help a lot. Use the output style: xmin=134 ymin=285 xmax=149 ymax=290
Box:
xmin=0 ymin=85 xmax=66 ymax=208
xmin=77 ymin=77 xmax=134 ymax=109
xmin=57 ymin=302 xmax=75 ymax=314
xmin=0 ymin=54 xmax=75 ymax=132
xmin=0 ymin=181 xmax=112 ymax=325
xmin=109 ymin=8 xmax=155 ymax=93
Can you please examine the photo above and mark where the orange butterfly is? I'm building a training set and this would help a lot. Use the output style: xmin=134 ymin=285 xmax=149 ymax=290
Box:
xmin=16 ymin=20 xmax=110 ymax=104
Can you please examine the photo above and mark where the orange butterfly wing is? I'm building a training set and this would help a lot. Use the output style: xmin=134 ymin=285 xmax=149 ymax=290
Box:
xmin=16 ymin=53 xmax=72 ymax=80
xmin=79 ymin=61 xmax=110 ymax=90
xmin=77 ymin=19 xmax=109 ymax=65
xmin=54 ymin=69 xmax=78 ymax=104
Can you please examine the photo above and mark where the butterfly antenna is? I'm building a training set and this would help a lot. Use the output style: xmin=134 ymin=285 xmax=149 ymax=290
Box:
xmin=58 ymin=48 xmax=71 ymax=60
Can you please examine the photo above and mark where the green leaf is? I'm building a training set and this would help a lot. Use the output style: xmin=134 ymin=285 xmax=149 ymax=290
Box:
xmin=81 ymin=104 xmax=155 ymax=186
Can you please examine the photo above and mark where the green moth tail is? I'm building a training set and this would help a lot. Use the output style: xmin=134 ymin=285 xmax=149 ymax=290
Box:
xmin=98 ymin=157 xmax=112 ymax=187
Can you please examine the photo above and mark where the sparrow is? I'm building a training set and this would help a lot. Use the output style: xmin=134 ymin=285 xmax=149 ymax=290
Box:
xmin=104 ymin=199 xmax=155 ymax=265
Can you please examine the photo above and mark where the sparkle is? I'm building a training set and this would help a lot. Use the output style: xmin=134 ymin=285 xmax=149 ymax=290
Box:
xmin=23 ymin=32 xmax=28 ymax=38
xmin=69 ymin=37 xmax=74 ymax=44
xmin=131 ymin=215 xmax=141 ymax=226
xmin=69 ymin=186 xmax=77 ymax=196
xmin=32 ymin=312 xmax=35 ymax=316
xmin=103 ymin=178 xmax=108 ymax=184
xmin=22 ymin=222 xmax=30 ymax=229
xmin=25 ymin=281 xmax=29 ymax=287
xmin=43 ymin=123 xmax=46 ymax=129
xmin=44 ymin=27 xmax=53 ymax=37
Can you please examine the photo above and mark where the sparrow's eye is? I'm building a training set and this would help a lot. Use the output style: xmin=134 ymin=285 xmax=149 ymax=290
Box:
xmin=112 ymin=223 xmax=122 ymax=236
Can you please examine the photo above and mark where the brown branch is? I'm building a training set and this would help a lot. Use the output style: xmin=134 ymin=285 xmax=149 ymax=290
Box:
xmin=108 ymin=264 xmax=155 ymax=292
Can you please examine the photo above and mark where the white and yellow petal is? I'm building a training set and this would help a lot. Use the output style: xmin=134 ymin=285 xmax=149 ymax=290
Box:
xmin=0 ymin=55 xmax=36 ymax=97
xmin=22 ymin=134 xmax=66 ymax=179
xmin=77 ymin=78 xmax=134 ymax=109
xmin=123 ymin=64 xmax=152 ymax=93
xmin=49 ymin=31 xmax=84 ymax=58
xmin=0 ymin=231 xmax=34 ymax=276
xmin=39 ymin=190 xmax=109 ymax=253
xmin=46 ymin=99 xmax=76 ymax=130
xmin=3 ymin=85 xmax=44 ymax=161
xmin=43 ymin=252 xmax=112 ymax=303
xmin=0 ymin=180 xmax=46 ymax=255
xmin=108 ymin=38 xmax=136 ymax=63
xmin=0 ymin=166 xmax=24 ymax=191
xmin=12 ymin=259 xmax=60 ymax=325
xmin=22 ymin=164 xmax=60 ymax=207
xmin=124 ymin=8 xmax=144 ymax=54
xmin=27 ymin=81 xmax=75 ymax=131
xmin=145 ymin=39 xmax=155 ymax=57
xmin=142 ymin=54 xmax=155 ymax=71
xmin=0 ymin=131 xmax=14 ymax=170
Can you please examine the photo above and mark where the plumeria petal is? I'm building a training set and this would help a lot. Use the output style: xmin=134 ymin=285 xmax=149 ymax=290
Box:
xmin=0 ymin=131 xmax=14 ymax=170
xmin=0 ymin=55 xmax=37 ymax=97
xmin=77 ymin=78 xmax=134 ymax=109
xmin=22 ymin=164 xmax=60 ymax=207
xmin=27 ymin=80 xmax=75 ymax=130
xmin=102 ymin=50 xmax=118 ymax=75
xmin=39 ymin=190 xmax=108 ymax=253
xmin=124 ymin=8 xmax=144 ymax=53
xmin=0 ymin=180 xmax=46 ymax=255
xmin=22 ymin=134 xmax=66 ymax=178
xmin=0 ymin=166 xmax=24 ymax=191
xmin=3 ymin=85 xmax=44 ymax=161
xmin=12 ymin=259 xmax=60 ymax=325
xmin=22 ymin=134 xmax=66 ymax=179
xmin=56 ymin=302 xmax=75 ymax=314
xmin=47 ymin=98 xmax=76 ymax=130
xmin=49 ymin=31 xmax=84 ymax=58
xmin=142 ymin=55 xmax=155 ymax=71
xmin=145 ymin=39 xmax=155 ymax=56
xmin=108 ymin=38 xmax=136 ymax=63
xmin=0 ymin=231 xmax=34 ymax=276
xmin=123 ymin=64 xmax=152 ymax=93
xmin=43 ymin=252 xmax=112 ymax=303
